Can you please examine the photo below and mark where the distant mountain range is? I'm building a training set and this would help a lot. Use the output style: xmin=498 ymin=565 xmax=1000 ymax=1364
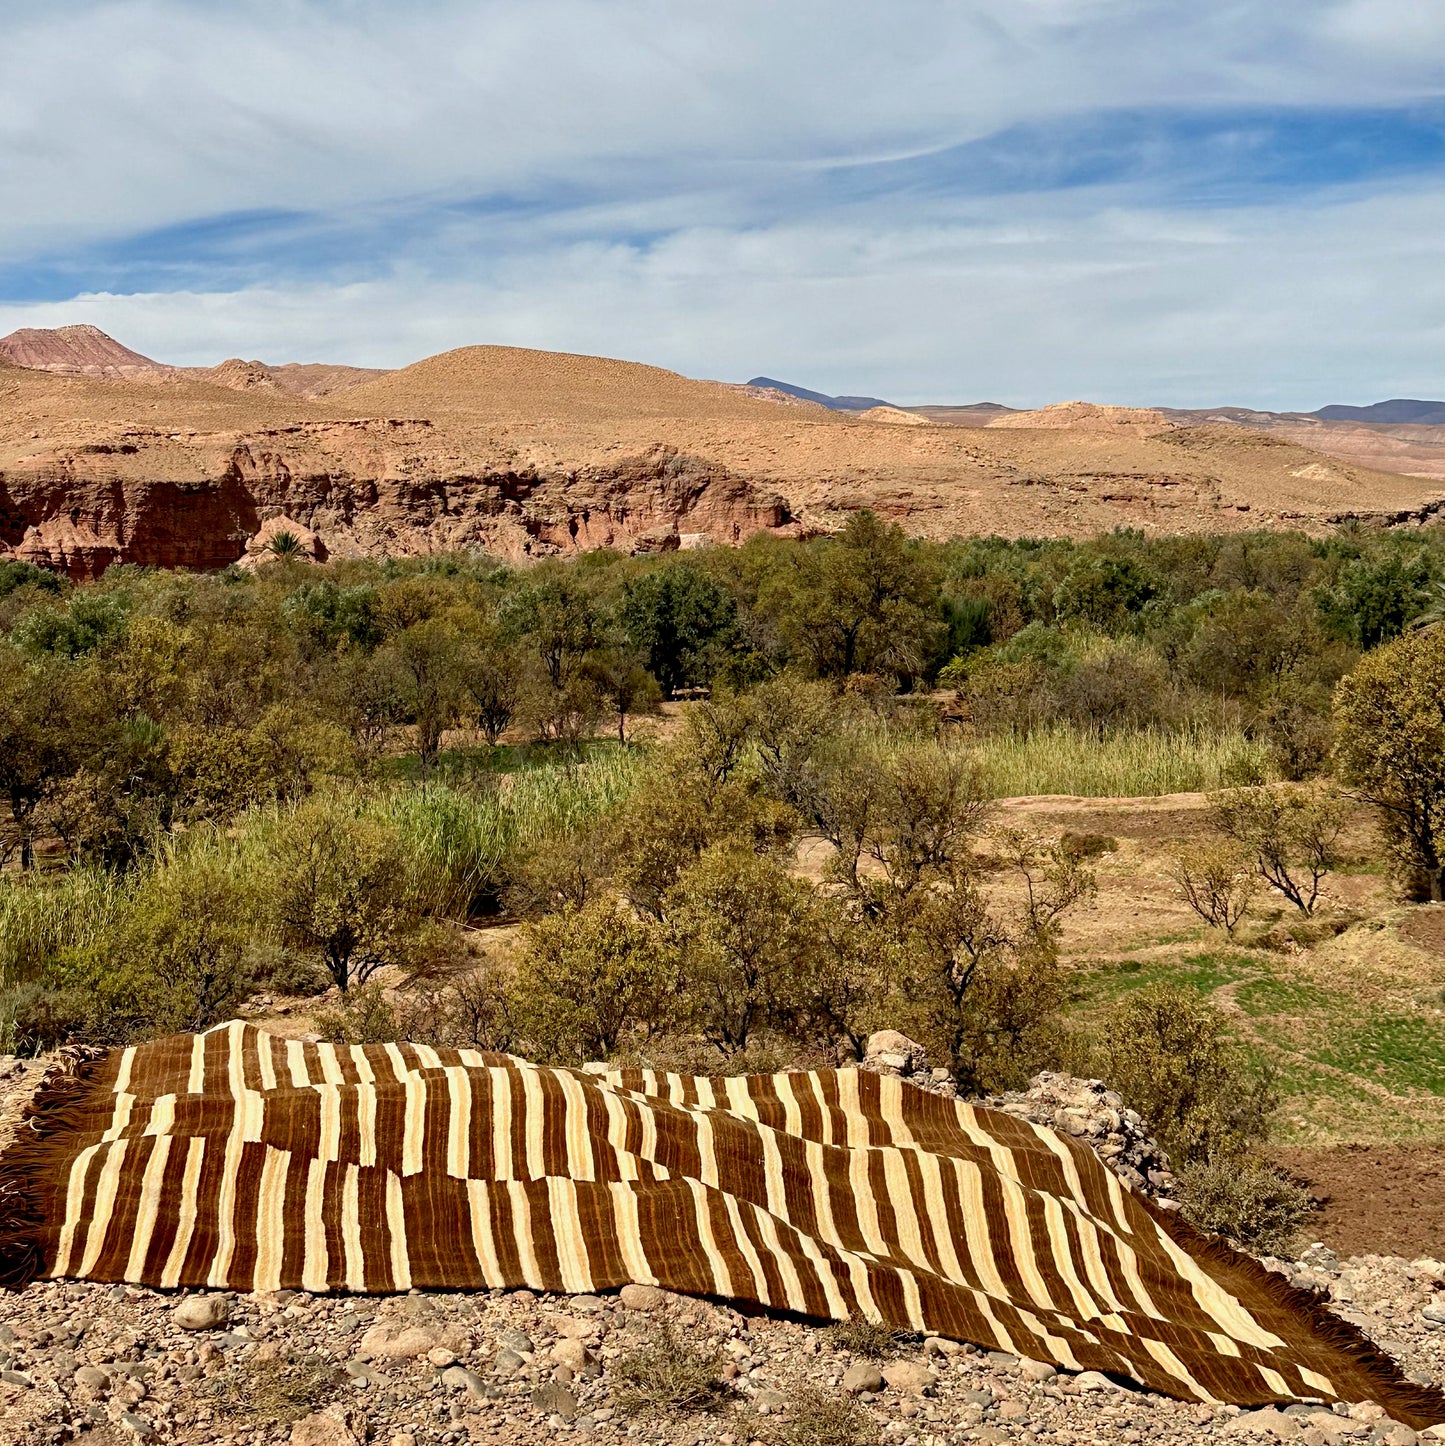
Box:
xmin=1313 ymin=400 xmax=1445 ymax=424
xmin=745 ymin=377 xmax=897 ymax=411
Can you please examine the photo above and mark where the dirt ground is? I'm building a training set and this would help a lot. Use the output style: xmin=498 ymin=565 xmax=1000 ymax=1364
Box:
xmin=1273 ymin=1145 xmax=1445 ymax=1260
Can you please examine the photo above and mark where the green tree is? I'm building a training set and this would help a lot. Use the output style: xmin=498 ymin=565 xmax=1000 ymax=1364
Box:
xmin=1317 ymin=552 xmax=1431 ymax=650
xmin=268 ymin=796 xmax=420 ymax=991
xmin=0 ymin=654 xmax=80 ymax=869
xmin=384 ymin=618 xmax=467 ymax=770
xmin=621 ymin=564 xmax=739 ymax=697
xmin=513 ymin=896 xmax=670 ymax=1063
xmin=1052 ymin=555 xmax=1157 ymax=633
xmin=1334 ymin=627 xmax=1445 ymax=899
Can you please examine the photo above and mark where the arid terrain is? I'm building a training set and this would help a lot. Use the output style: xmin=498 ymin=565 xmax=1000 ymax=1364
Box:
xmin=4 ymin=327 xmax=1445 ymax=577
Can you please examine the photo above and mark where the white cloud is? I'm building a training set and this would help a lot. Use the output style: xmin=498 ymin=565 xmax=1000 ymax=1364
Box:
xmin=3 ymin=1 xmax=1445 ymax=406
xmin=6 ymin=181 xmax=1445 ymax=411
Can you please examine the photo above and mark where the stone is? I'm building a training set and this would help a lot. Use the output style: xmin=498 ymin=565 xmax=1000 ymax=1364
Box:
xmin=569 ymin=1295 xmax=604 ymax=1312
xmin=496 ymin=1328 xmax=535 ymax=1353
xmin=358 ymin=1319 xmax=465 ymax=1358
xmin=289 ymin=1406 xmax=369 ymax=1445
xmin=841 ymin=1363 xmax=884 ymax=1394
xmin=531 ymin=1381 xmax=579 ymax=1420
xmin=427 ymin=1345 xmax=458 ymax=1368
xmin=863 ymin=1030 xmax=930 ymax=1076
xmin=492 ymin=1347 xmax=526 ymax=1375
xmin=881 ymin=1360 xmax=935 ymax=1395
xmin=619 ymin=1284 xmax=664 ymax=1311
xmin=1019 ymin=1358 xmax=1057 ymax=1381
xmin=74 ymin=1365 xmax=110 ymax=1391
xmin=118 ymin=1415 xmax=154 ymax=1438
xmin=1225 ymin=1410 xmax=1300 ymax=1438
xmin=172 ymin=1295 xmax=230 ymax=1331
xmin=549 ymin=1314 xmax=595 ymax=1340
xmin=923 ymin=1335 xmax=962 ymax=1357
xmin=754 ymin=1389 xmax=789 ymax=1413
xmin=1382 ymin=1428 xmax=1419 ymax=1446
xmin=391 ymin=1435 xmax=418 ymax=1446
xmin=551 ymin=1337 xmax=598 ymax=1375
xmin=1420 ymin=1302 xmax=1445 ymax=1328
xmin=442 ymin=1365 xmax=487 ymax=1398
xmin=1074 ymin=1370 xmax=1124 ymax=1392
xmin=997 ymin=1400 xmax=1029 ymax=1422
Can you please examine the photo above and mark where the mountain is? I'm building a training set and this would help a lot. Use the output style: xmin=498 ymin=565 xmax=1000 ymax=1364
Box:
xmin=4 ymin=330 xmax=1444 ymax=578
xmin=745 ymin=377 xmax=896 ymax=411
xmin=0 ymin=324 xmax=169 ymax=379
xmin=1312 ymin=400 xmax=1445 ymax=425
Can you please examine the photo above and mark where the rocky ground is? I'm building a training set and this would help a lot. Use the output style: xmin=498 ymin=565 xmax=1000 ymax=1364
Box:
xmin=3 ymin=1057 xmax=1445 ymax=1446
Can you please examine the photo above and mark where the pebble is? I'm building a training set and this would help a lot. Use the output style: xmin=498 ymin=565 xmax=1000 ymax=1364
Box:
xmin=842 ymin=1363 xmax=885 ymax=1393
xmin=619 ymin=1283 xmax=665 ymax=1311
xmin=172 ymin=1293 xmax=231 ymax=1330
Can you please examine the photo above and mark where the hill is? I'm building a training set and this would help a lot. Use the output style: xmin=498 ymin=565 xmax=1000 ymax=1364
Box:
xmin=744 ymin=375 xmax=895 ymax=410
xmin=0 ymin=323 xmax=168 ymax=378
xmin=1314 ymin=398 xmax=1445 ymax=424
xmin=2 ymin=329 xmax=1444 ymax=577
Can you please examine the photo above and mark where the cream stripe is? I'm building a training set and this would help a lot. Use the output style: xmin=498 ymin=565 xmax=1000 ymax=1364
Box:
xmin=349 ymin=1046 xmax=378 ymax=1168
xmin=489 ymin=1066 xmax=514 ymax=1180
xmin=683 ymin=1178 xmax=736 ymax=1297
xmin=386 ymin=1171 xmax=411 ymax=1290
xmin=342 ymin=1164 xmax=365 ymax=1292
xmin=316 ymin=1043 xmax=344 ymax=1086
xmin=803 ymin=1139 xmax=839 ymax=1251
xmin=601 ymin=1089 xmax=639 ymax=1182
xmin=301 ymin=1158 xmax=329 ymax=1293
xmin=774 ymin=1073 xmax=804 ymax=1137
xmin=257 ymin=1034 xmax=278 ymax=1092
xmin=1149 ymin=1225 xmax=1288 ymax=1351
xmin=122 ymin=1137 xmax=172 ymax=1283
xmin=50 ymin=1142 xmax=103 ymax=1278
xmin=466 ymin=1179 xmax=505 ymax=1287
xmin=836 ymin=1070 xmax=871 ymax=1148
xmin=186 ymin=1033 xmax=207 ymax=1094
xmin=558 ymin=1070 xmax=595 ymax=1181
xmin=286 ymin=1038 xmax=310 ymax=1089
xmin=723 ymin=1075 xmax=759 ymax=1123
xmin=1041 ymin=1193 xmax=1107 ymax=1322
xmin=546 ymin=1177 xmax=594 ymax=1292
xmin=914 ymin=1151 xmax=967 ymax=1285
xmin=401 ymin=1069 xmax=427 ymax=1176
xmin=1141 ymin=1337 xmax=1217 ymax=1401
xmin=1257 ymin=1365 xmax=1291 ymax=1398
xmin=160 ymin=1138 xmax=206 ymax=1289
xmin=77 ymin=1139 xmax=129 ymax=1277
xmin=694 ymin=1077 xmax=717 ymax=1110
xmin=100 ymin=1095 xmax=134 ymax=1143
xmin=445 ymin=1067 xmax=472 ymax=1179
xmin=252 ymin=1146 xmax=290 ymax=1292
xmin=317 ymin=1084 xmax=341 ymax=1163
xmin=848 ymin=1149 xmax=888 ymax=1257
xmin=719 ymin=1191 xmax=772 ymax=1305
xmin=381 ymin=1042 xmax=409 ymax=1084
xmin=206 ymin=1030 xmax=250 ymax=1288
xmin=694 ymin=1105 xmax=720 ymax=1189
xmin=895 ymin=1266 xmax=926 ymax=1331
xmin=881 ymin=1148 xmax=932 ymax=1270
xmin=876 ymin=1075 xmax=919 ymax=1151
xmin=749 ymin=1204 xmax=809 ymax=1314
xmin=948 ymin=1157 xmax=1012 ymax=1301
xmin=112 ymin=1046 xmax=136 ymax=1097
xmin=506 ymin=1181 xmax=544 ymax=1289
xmin=791 ymin=1220 xmax=849 ymax=1320
xmin=997 ymin=1174 xmax=1060 ymax=1313
xmin=1206 ymin=1331 xmax=1242 ymax=1358
xmin=608 ymin=1181 xmax=656 ymax=1287
xmin=759 ymin=1123 xmax=790 ymax=1221
xmin=142 ymin=1094 xmax=175 ymax=1138
xmin=412 ymin=1044 xmax=443 ymax=1070
xmin=1300 ymin=1366 xmax=1335 ymax=1396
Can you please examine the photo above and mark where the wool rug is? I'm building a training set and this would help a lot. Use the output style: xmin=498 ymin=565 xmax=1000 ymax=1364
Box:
xmin=2 ymin=1022 xmax=1441 ymax=1427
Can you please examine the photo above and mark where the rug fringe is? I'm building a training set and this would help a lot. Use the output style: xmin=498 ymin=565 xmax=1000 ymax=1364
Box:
xmin=1148 ymin=1194 xmax=1445 ymax=1429
xmin=0 ymin=1045 xmax=108 ymax=1290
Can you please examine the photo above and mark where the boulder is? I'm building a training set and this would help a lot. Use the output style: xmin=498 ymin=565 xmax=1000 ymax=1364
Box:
xmin=841 ymin=1363 xmax=884 ymax=1394
xmin=357 ymin=1318 xmax=465 ymax=1359
xmin=172 ymin=1295 xmax=230 ymax=1331
xmin=881 ymin=1360 xmax=935 ymax=1395
xmin=619 ymin=1284 xmax=664 ymax=1311
xmin=289 ymin=1407 xmax=369 ymax=1446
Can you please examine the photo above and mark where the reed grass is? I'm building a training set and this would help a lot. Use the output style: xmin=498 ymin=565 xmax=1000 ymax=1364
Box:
xmin=976 ymin=723 xmax=1269 ymax=799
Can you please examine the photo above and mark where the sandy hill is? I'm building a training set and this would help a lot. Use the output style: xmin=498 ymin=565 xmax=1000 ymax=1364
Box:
xmin=2 ymin=331 xmax=1444 ymax=578
xmin=0 ymin=323 xmax=168 ymax=378
xmin=180 ymin=358 xmax=388 ymax=398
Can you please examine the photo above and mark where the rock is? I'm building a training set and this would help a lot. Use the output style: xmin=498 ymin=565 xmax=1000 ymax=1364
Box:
xmin=118 ymin=1415 xmax=154 ymax=1438
xmin=619 ymin=1284 xmax=664 ymax=1311
xmin=289 ymin=1407 xmax=369 ymax=1445
xmin=427 ymin=1345 xmax=457 ymax=1368
xmin=551 ymin=1337 xmax=598 ymax=1375
xmin=841 ymin=1363 xmax=884 ymax=1394
xmin=73 ymin=1365 xmax=110 ymax=1392
xmin=1074 ymin=1370 xmax=1125 ymax=1392
xmin=1 ymin=1368 xmax=33 ymax=1387
xmin=549 ymin=1314 xmax=595 ymax=1340
xmin=1019 ymin=1358 xmax=1057 ymax=1381
xmin=997 ymin=1400 xmax=1030 ymax=1422
xmin=357 ymin=1318 xmax=464 ymax=1358
xmin=568 ymin=1294 xmax=604 ymax=1312
xmin=1420 ymin=1302 xmax=1445 ymax=1328
xmin=391 ymin=1435 xmax=418 ymax=1446
xmin=923 ymin=1335 xmax=962 ymax=1357
xmin=531 ymin=1381 xmax=579 ymax=1420
xmin=496 ymin=1327 xmax=535 ymax=1353
xmin=172 ymin=1295 xmax=230 ymax=1331
xmin=1225 ymin=1409 xmax=1299 ymax=1438
xmin=1382 ymin=1427 xmax=1419 ymax=1446
xmin=441 ymin=1365 xmax=487 ymax=1398
xmin=863 ymin=1030 xmax=931 ymax=1078
xmin=492 ymin=1347 xmax=526 ymax=1376
xmin=881 ymin=1360 xmax=935 ymax=1395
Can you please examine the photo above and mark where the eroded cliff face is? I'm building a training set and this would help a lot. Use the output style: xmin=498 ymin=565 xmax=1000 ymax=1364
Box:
xmin=0 ymin=422 xmax=794 ymax=578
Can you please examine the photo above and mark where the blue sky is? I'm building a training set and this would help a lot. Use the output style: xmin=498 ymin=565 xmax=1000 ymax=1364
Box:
xmin=3 ymin=0 xmax=1445 ymax=408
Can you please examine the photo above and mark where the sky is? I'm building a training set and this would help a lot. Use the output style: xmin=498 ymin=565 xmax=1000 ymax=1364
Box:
xmin=3 ymin=1 xmax=1445 ymax=409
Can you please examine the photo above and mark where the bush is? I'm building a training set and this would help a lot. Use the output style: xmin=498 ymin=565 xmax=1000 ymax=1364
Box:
xmin=612 ymin=1323 xmax=729 ymax=1417
xmin=1095 ymin=984 xmax=1276 ymax=1165
xmin=825 ymin=1317 xmax=906 ymax=1359
xmin=1175 ymin=1153 xmax=1316 ymax=1256
xmin=753 ymin=1386 xmax=882 ymax=1446
xmin=1209 ymin=784 xmax=1344 ymax=916
xmin=1167 ymin=839 xmax=1257 ymax=936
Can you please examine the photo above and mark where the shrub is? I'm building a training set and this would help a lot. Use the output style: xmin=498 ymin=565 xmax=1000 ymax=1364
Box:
xmin=1175 ymin=1153 xmax=1316 ymax=1256
xmin=611 ymin=1323 xmax=729 ymax=1417
xmin=753 ymin=1386 xmax=882 ymax=1446
xmin=825 ymin=1317 xmax=906 ymax=1359
xmin=1209 ymin=784 xmax=1344 ymax=916
xmin=1167 ymin=840 xmax=1257 ymax=936
xmin=1095 ymin=984 xmax=1276 ymax=1165
xmin=512 ymin=895 xmax=671 ymax=1063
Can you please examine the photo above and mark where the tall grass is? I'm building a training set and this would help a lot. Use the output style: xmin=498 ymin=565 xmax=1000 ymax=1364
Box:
xmin=976 ymin=723 xmax=1270 ymax=799
xmin=0 ymin=868 xmax=132 ymax=988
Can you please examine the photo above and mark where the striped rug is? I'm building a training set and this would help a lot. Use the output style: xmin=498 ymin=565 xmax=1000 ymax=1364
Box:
xmin=2 ymin=1023 xmax=1441 ymax=1427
